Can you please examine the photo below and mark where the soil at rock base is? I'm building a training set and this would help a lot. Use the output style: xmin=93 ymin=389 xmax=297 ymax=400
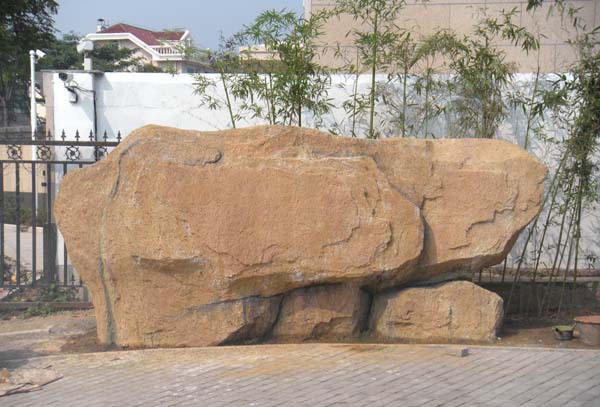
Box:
xmin=1 ymin=309 xmax=598 ymax=361
xmin=499 ymin=315 xmax=600 ymax=349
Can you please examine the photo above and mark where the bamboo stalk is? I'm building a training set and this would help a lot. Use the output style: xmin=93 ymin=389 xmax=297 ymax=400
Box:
xmin=402 ymin=67 xmax=408 ymax=138
xmin=368 ymin=10 xmax=378 ymax=139
xmin=504 ymin=155 xmax=566 ymax=316
xmin=525 ymin=165 xmax=567 ymax=313
xmin=523 ymin=48 xmax=541 ymax=150
xmin=557 ymin=224 xmax=576 ymax=318
xmin=539 ymin=194 xmax=576 ymax=317
xmin=351 ymin=52 xmax=360 ymax=137
xmin=220 ymin=72 xmax=236 ymax=129
xmin=570 ymin=178 xmax=584 ymax=315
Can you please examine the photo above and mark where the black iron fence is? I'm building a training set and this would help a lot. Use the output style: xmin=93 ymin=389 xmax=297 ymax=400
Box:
xmin=1 ymin=130 xmax=121 ymax=289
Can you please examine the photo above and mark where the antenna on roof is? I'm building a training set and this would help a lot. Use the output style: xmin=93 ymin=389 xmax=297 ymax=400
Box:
xmin=96 ymin=18 xmax=108 ymax=32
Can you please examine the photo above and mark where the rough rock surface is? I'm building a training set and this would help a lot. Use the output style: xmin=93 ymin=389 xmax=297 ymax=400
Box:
xmin=140 ymin=295 xmax=282 ymax=347
xmin=54 ymin=125 xmax=545 ymax=347
xmin=272 ymin=284 xmax=370 ymax=341
xmin=370 ymin=281 xmax=504 ymax=342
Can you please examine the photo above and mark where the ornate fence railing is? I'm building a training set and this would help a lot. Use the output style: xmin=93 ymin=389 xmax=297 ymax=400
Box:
xmin=0 ymin=130 xmax=121 ymax=290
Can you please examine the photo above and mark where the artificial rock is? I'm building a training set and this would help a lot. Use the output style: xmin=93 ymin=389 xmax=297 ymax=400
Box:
xmin=271 ymin=284 xmax=370 ymax=341
xmin=370 ymin=281 xmax=504 ymax=342
xmin=54 ymin=125 xmax=545 ymax=346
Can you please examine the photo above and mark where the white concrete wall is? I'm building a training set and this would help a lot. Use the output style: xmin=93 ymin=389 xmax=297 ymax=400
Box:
xmin=47 ymin=71 xmax=599 ymax=273
xmin=95 ymin=73 xmax=246 ymax=135
xmin=51 ymin=72 xmax=97 ymax=140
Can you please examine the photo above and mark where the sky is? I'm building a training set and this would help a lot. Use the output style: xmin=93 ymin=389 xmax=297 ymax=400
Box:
xmin=54 ymin=0 xmax=304 ymax=50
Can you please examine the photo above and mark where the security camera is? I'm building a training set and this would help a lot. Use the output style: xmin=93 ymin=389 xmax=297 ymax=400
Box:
xmin=35 ymin=49 xmax=46 ymax=59
xmin=77 ymin=39 xmax=94 ymax=54
xmin=58 ymin=72 xmax=71 ymax=82
xmin=58 ymin=73 xmax=78 ymax=102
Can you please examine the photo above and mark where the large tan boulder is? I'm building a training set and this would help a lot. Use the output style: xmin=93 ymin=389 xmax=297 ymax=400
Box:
xmin=272 ymin=284 xmax=369 ymax=341
xmin=54 ymin=125 xmax=544 ymax=347
xmin=370 ymin=281 xmax=503 ymax=342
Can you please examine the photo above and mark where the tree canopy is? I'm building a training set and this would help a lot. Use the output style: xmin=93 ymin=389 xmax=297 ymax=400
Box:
xmin=0 ymin=0 xmax=58 ymax=126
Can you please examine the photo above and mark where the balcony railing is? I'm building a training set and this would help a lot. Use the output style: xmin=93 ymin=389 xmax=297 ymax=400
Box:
xmin=151 ymin=46 xmax=182 ymax=56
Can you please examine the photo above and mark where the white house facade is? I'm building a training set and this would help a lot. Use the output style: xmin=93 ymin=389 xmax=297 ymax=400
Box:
xmin=83 ymin=22 xmax=208 ymax=73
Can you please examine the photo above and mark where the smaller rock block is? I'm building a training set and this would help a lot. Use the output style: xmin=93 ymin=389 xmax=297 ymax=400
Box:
xmin=370 ymin=281 xmax=503 ymax=342
xmin=272 ymin=284 xmax=370 ymax=341
xmin=124 ymin=295 xmax=282 ymax=348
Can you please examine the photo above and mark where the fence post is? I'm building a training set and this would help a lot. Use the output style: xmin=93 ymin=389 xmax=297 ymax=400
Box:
xmin=43 ymin=223 xmax=57 ymax=283
xmin=1 ymin=129 xmax=120 ymax=288
xmin=43 ymin=161 xmax=57 ymax=283
xmin=0 ymin=164 xmax=4 ymax=286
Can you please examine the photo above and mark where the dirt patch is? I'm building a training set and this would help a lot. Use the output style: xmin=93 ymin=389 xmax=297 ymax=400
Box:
xmin=497 ymin=316 xmax=599 ymax=349
xmin=1 ymin=286 xmax=80 ymax=303
xmin=60 ymin=330 xmax=112 ymax=354
xmin=0 ymin=310 xmax=97 ymax=362
xmin=0 ymin=308 xmax=598 ymax=361
xmin=0 ymin=310 xmax=94 ymax=333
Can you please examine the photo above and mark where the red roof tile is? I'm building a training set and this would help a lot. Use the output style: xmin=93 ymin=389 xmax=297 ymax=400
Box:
xmin=100 ymin=23 xmax=185 ymax=46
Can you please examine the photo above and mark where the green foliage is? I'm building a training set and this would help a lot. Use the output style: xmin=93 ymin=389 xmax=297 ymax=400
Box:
xmin=335 ymin=0 xmax=406 ymax=72
xmin=139 ymin=63 xmax=164 ymax=73
xmin=505 ymin=16 xmax=599 ymax=317
xmin=35 ymin=205 xmax=48 ymax=225
xmin=39 ymin=34 xmax=167 ymax=73
xmin=334 ymin=0 xmax=408 ymax=138
xmin=194 ymin=9 xmax=333 ymax=128
xmin=39 ymin=32 xmax=81 ymax=70
xmin=525 ymin=0 xmax=567 ymax=12
xmin=386 ymin=32 xmax=418 ymax=138
xmin=89 ymin=42 xmax=141 ymax=72
xmin=20 ymin=284 xmax=76 ymax=318
xmin=193 ymin=35 xmax=245 ymax=128
xmin=381 ymin=32 xmax=450 ymax=138
xmin=409 ymin=34 xmax=454 ymax=139
xmin=333 ymin=4 xmax=538 ymax=139
xmin=439 ymin=8 xmax=539 ymax=138
xmin=562 ymin=31 xmax=600 ymax=200
xmin=2 ymin=196 xmax=46 ymax=226
xmin=0 ymin=0 xmax=58 ymax=126
xmin=2 ymin=196 xmax=31 ymax=226
xmin=22 ymin=303 xmax=53 ymax=318
xmin=39 ymin=283 xmax=76 ymax=302
xmin=240 ymin=9 xmax=333 ymax=127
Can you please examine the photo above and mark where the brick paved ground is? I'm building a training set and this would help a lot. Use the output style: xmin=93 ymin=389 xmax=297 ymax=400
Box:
xmin=2 ymin=344 xmax=599 ymax=406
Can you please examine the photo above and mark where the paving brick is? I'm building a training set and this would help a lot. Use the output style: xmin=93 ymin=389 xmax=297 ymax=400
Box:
xmin=1 ymin=344 xmax=599 ymax=406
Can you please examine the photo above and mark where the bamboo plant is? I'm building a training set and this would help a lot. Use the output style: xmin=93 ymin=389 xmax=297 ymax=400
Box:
xmin=239 ymin=9 xmax=333 ymax=127
xmin=334 ymin=0 xmax=407 ymax=138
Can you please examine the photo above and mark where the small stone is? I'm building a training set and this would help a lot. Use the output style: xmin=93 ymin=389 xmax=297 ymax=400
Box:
xmin=447 ymin=347 xmax=470 ymax=357
xmin=0 ymin=368 xmax=10 ymax=383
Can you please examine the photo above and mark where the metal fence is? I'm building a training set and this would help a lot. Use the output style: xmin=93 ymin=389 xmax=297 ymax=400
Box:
xmin=1 ymin=130 xmax=121 ymax=289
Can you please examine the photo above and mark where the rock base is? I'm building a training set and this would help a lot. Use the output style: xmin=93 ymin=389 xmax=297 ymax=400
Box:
xmin=151 ymin=280 xmax=502 ymax=346
xmin=272 ymin=284 xmax=370 ymax=341
xmin=370 ymin=281 xmax=503 ymax=342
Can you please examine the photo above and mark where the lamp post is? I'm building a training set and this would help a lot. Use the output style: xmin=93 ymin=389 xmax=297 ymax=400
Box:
xmin=29 ymin=50 xmax=37 ymax=139
xmin=29 ymin=49 xmax=45 ymax=139
xmin=29 ymin=49 xmax=45 ymax=219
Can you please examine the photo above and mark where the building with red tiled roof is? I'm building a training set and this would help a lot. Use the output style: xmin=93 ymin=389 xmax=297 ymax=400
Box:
xmin=83 ymin=20 xmax=209 ymax=73
xmin=99 ymin=23 xmax=186 ymax=46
